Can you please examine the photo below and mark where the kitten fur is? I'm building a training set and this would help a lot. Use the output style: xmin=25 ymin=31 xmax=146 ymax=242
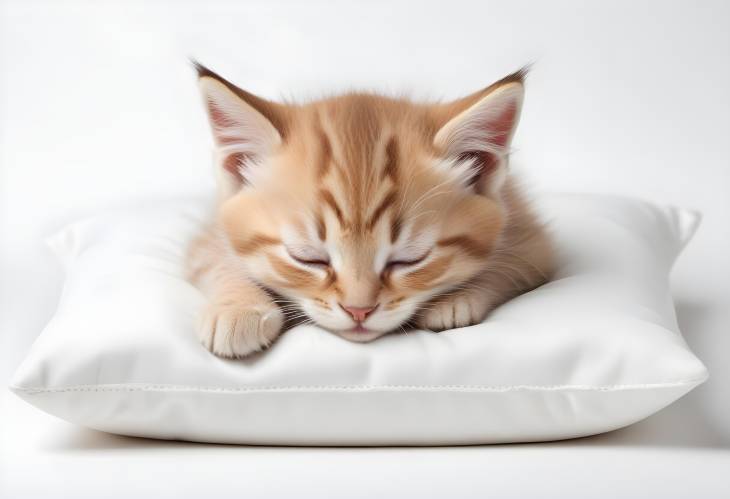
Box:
xmin=187 ymin=63 xmax=553 ymax=358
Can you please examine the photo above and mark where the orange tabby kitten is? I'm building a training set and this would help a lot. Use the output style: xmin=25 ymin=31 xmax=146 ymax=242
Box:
xmin=187 ymin=63 xmax=553 ymax=358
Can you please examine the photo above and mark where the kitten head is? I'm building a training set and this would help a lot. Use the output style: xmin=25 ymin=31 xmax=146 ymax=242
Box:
xmin=196 ymin=63 xmax=524 ymax=342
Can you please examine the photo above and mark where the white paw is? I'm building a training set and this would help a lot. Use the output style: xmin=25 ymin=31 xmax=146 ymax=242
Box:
xmin=416 ymin=293 xmax=491 ymax=332
xmin=199 ymin=303 xmax=284 ymax=358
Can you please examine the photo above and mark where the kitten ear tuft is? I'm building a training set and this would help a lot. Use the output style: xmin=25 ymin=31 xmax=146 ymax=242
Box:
xmin=434 ymin=71 xmax=525 ymax=198
xmin=195 ymin=64 xmax=286 ymax=198
xmin=190 ymin=59 xmax=219 ymax=80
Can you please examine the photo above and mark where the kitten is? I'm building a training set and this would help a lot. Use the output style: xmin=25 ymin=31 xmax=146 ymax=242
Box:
xmin=187 ymin=63 xmax=553 ymax=358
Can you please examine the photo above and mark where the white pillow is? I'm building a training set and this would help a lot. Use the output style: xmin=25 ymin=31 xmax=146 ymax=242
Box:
xmin=9 ymin=193 xmax=708 ymax=445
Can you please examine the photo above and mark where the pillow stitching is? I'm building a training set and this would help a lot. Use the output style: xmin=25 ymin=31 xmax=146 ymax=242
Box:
xmin=9 ymin=376 xmax=708 ymax=395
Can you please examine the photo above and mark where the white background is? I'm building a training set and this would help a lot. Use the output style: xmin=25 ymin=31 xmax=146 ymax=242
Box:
xmin=1 ymin=1 xmax=728 ymax=497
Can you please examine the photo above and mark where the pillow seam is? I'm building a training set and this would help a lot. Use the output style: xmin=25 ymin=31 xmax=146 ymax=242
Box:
xmin=8 ymin=377 xmax=708 ymax=395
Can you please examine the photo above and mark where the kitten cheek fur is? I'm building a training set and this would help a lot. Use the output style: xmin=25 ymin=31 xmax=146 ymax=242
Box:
xmin=220 ymin=193 xmax=278 ymax=251
xmin=189 ymin=63 xmax=554 ymax=355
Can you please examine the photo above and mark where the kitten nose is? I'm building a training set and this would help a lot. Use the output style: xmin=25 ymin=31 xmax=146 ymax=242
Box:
xmin=339 ymin=304 xmax=378 ymax=323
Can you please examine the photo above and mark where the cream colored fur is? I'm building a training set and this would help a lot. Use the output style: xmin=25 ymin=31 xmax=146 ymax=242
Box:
xmin=188 ymin=64 xmax=553 ymax=358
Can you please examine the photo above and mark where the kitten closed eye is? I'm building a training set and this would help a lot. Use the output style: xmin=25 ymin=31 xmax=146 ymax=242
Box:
xmin=285 ymin=247 xmax=330 ymax=267
xmin=291 ymin=256 xmax=330 ymax=267
xmin=385 ymin=252 xmax=430 ymax=270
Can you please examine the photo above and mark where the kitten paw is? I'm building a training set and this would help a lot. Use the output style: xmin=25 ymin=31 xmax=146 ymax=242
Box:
xmin=199 ymin=303 xmax=284 ymax=358
xmin=416 ymin=294 xmax=491 ymax=332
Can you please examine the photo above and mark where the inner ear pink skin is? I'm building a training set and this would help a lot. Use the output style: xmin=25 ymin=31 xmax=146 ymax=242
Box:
xmin=223 ymin=152 xmax=246 ymax=180
xmin=488 ymin=102 xmax=517 ymax=149
xmin=458 ymin=151 xmax=499 ymax=186
xmin=208 ymin=100 xmax=238 ymax=131
xmin=460 ymin=101 xmax=518 ymax=186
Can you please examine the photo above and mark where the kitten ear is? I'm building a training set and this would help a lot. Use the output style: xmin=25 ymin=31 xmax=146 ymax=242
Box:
xmin=433 ymin=69 xmax=525 ymax=197
xmin=195 ymin=62 xmax=286 ymax=196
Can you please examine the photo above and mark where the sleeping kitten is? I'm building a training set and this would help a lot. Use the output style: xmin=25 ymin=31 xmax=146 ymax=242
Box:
xmin=187 ymin=63 xmax=553 ymax=358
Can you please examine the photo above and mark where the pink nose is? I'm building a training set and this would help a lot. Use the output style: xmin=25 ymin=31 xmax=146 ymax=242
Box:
xmin=339 ymin=304 xmax=378 ymax=323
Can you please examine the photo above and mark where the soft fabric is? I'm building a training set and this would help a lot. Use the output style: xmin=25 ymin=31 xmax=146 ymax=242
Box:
xmin=9 ymin=193 xmax=708 ymax=445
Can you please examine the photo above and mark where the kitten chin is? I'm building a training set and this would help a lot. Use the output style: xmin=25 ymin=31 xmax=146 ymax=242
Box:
xmin=187 ymin=63 xmax=553 ymax=358
xmin=334 ymin=327 xmax=388 ymax=343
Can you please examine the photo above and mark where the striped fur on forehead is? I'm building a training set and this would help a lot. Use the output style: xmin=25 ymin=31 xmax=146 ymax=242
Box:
xmin=311 ymin=131 xmax=405 ymax=234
